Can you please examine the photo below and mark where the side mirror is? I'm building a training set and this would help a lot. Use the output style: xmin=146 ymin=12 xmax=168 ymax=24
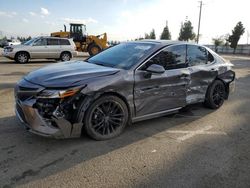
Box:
xmin=146 ymin=64 xmax=165 ymax=74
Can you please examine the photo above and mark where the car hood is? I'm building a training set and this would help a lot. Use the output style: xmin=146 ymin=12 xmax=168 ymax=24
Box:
xmin=8 ymin=44 xmax=25 ymax=49
xmin=24 ymin=61 xmax=120 ymax=88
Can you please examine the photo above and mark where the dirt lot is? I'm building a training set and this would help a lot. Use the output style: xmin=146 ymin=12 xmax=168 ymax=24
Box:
xmin=0 ymin=55 xmax=250 ymax=188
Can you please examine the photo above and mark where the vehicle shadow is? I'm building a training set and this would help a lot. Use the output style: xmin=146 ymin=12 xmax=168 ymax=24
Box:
xmin=135 ymin=99 xmax=250 ymax=188
xmin=132 ymin=72 xmax=250 ymax=187
xmin=0 ymin=103 xmax=214 ymax=187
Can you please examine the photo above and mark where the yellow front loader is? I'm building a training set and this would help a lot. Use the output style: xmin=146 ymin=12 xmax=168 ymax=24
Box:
xmin=51 ymin=23 xmax=108 ymax=56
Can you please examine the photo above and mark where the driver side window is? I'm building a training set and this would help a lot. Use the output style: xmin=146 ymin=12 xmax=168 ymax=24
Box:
xmin=143 ymin=44 xmax=187 ymax=70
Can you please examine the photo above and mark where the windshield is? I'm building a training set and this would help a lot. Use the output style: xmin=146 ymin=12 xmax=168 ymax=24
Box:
xmin=87 ymin=42 xmax=156 ymax=69
xmin=23 ymin=38 xmax=38 ymax=45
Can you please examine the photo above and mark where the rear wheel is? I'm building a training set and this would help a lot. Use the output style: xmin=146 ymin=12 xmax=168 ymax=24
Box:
xmin=15 ymin=52 xmax=29 ymax=63
xmin=88 ymin=44 xmax=101 ymax=56
xmin=84 ymin=95 xmax=129 ymax=140
xmin=204 ymin=80 xmax=226 ymax=109
xmin=60 ymin=52 xmax=71 ymax=61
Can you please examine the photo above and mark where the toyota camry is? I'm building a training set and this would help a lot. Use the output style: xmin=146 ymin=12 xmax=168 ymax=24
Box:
xmin=15 ymin=40 xmax=235 ymax=140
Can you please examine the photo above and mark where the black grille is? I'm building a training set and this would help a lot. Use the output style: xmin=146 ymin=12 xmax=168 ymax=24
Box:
xmin=19 ymin=86 xmax=38 ymax=91
xmin=17 ymin=92 xmax=34 ymax=101
xmin=16 ymin=86 xmax=40 ymax=101
xmin=15 ymin=79 xmax=44 ymax=101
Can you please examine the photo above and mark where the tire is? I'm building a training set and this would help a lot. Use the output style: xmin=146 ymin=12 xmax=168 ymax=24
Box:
xmin=204 ymin=80 xmax=226 ymax=109
xmin=15 ymin=52 xmax=29 ymax=63
xmin=84 ymin=95 xmax=129 ymax=140
xmin=88 ymin=43 xmax=101 ymax=56
xmin=60 ymin=52 xmax=71 ymax=61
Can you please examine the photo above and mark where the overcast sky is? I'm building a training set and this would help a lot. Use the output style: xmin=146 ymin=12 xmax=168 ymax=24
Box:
xmin=0 ymin=0 xmax=249 ymax=44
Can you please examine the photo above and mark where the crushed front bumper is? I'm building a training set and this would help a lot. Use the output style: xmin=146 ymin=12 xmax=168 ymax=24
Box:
xmin=15 ymin=98 xmax=83 ymax=139
xmin=15 ymin=79 xmax=83 ymax=139
xmin=16 ymin=99 xmax=65 ymax=138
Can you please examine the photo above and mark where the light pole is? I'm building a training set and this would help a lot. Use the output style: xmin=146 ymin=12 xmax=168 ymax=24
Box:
xmin=247 ymin=31 xmax=249 ymax=45
xmin=197 ymin=1 xmax=203 ymax=44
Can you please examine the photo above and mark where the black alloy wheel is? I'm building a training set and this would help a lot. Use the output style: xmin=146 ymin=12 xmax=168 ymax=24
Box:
xmin=204 ymin=80 xmax=226 ymax=109
xmin=84 ymin=95 xmax=129 ymax=140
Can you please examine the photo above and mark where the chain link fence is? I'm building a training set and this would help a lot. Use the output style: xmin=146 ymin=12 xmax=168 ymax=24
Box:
xmin=206 ymin=44 xmax=250 ymax=55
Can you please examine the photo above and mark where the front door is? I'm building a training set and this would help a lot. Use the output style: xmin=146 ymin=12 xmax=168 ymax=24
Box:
xmin=29 ymin=38 xmax=48 ymax=58
xmin=134 ymin=44 xmax=190 ymax=117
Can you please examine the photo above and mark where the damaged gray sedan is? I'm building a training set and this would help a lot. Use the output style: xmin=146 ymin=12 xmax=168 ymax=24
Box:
xmin=15 ymin=40 xmax=235 ymax=140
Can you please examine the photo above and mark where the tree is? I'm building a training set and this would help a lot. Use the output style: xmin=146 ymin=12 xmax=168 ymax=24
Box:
xmin=160 ymin=21 xmax=171 ymax=40
xmin=149 ymin=29 xmax=156 ymax=39
xmin=212 ymin=36 xmax=224 ymax=52
xmin=178 ymin=20 xmax=196 ymax=41
xmin=144 ymin=29 xmax=156 ymax=39
xmin=227 ymin=21 xmax=245 ymax=53
xmin=144 ymin=33 xmax=150 ymax=39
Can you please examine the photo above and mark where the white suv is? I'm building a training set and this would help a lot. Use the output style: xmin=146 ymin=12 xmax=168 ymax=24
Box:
xmin=2 ymin=36 xmax=77 ymax=63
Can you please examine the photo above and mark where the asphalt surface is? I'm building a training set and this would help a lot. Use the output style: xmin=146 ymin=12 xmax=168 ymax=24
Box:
xmin=0 ymin=55 xmax=250 ymax=188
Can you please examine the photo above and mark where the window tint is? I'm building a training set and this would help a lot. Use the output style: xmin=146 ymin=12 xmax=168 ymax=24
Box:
xmin=60 ymin=39 xmax=70 ymax=45
xmin=33 ymin=38 xmax=47 ymax=46
xmin=144 ymin=44 xmax=187 ymax=70
xmin=47 ymin=39 xmax=60 ymax=45
xmin=88 ymin=43 xmax=155 ymax=70
xmin=187 ymin=45 xmax=208 ymax=66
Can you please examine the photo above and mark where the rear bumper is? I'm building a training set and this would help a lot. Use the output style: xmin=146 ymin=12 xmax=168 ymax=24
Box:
xmin=72 ymin=51 xmax=78 ymax=57
xmin=229 ymin=80 xmax=235 ymax=93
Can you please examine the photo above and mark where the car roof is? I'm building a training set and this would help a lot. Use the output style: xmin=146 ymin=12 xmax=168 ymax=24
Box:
xmin=39 ymin=36 xmax=69 ymax=40
xmin=131 ymin=39 xmax=200 ymax=48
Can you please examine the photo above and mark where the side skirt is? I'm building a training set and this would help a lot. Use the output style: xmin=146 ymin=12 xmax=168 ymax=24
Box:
xmin=132 ymin=107 xmax=182 ymax=123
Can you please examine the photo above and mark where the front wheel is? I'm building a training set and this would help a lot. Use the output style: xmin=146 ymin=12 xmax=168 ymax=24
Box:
xmin=15 ymin=52 xmax=29 ymax=63
xmin=204 ymin=80 xmax=226 ymax=109
xmin=84 ymin=95 xmax=129 ymax=140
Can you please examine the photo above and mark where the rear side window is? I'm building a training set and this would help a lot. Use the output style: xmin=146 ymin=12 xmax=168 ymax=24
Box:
xmin=60 ymin=39 xmax=70 ymax=45
xmin=187 ymin=45 xmax=208 ymax=66
xmin=47 ymin=39 xmax=60 ymax=45
xmin=208 ymin=51 xmax=214 ymax=62
xmin=144 ymin=44 xmax=187 ymax=70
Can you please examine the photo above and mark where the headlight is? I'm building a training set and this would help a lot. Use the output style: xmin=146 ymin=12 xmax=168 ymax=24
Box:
xmin=37 ymin=86 xmax=82 ymax=99
xmin=4 ymin=47 xmax=13 ymax=52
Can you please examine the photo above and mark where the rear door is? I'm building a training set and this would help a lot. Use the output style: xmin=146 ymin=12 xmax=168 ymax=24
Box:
xmin=134 ymin=44 xmax=190 ymax=117
xmin=186 ymin=44 xmax=216 ymax=104
xmin=59 ymin=38 xmax=72 ymax=53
